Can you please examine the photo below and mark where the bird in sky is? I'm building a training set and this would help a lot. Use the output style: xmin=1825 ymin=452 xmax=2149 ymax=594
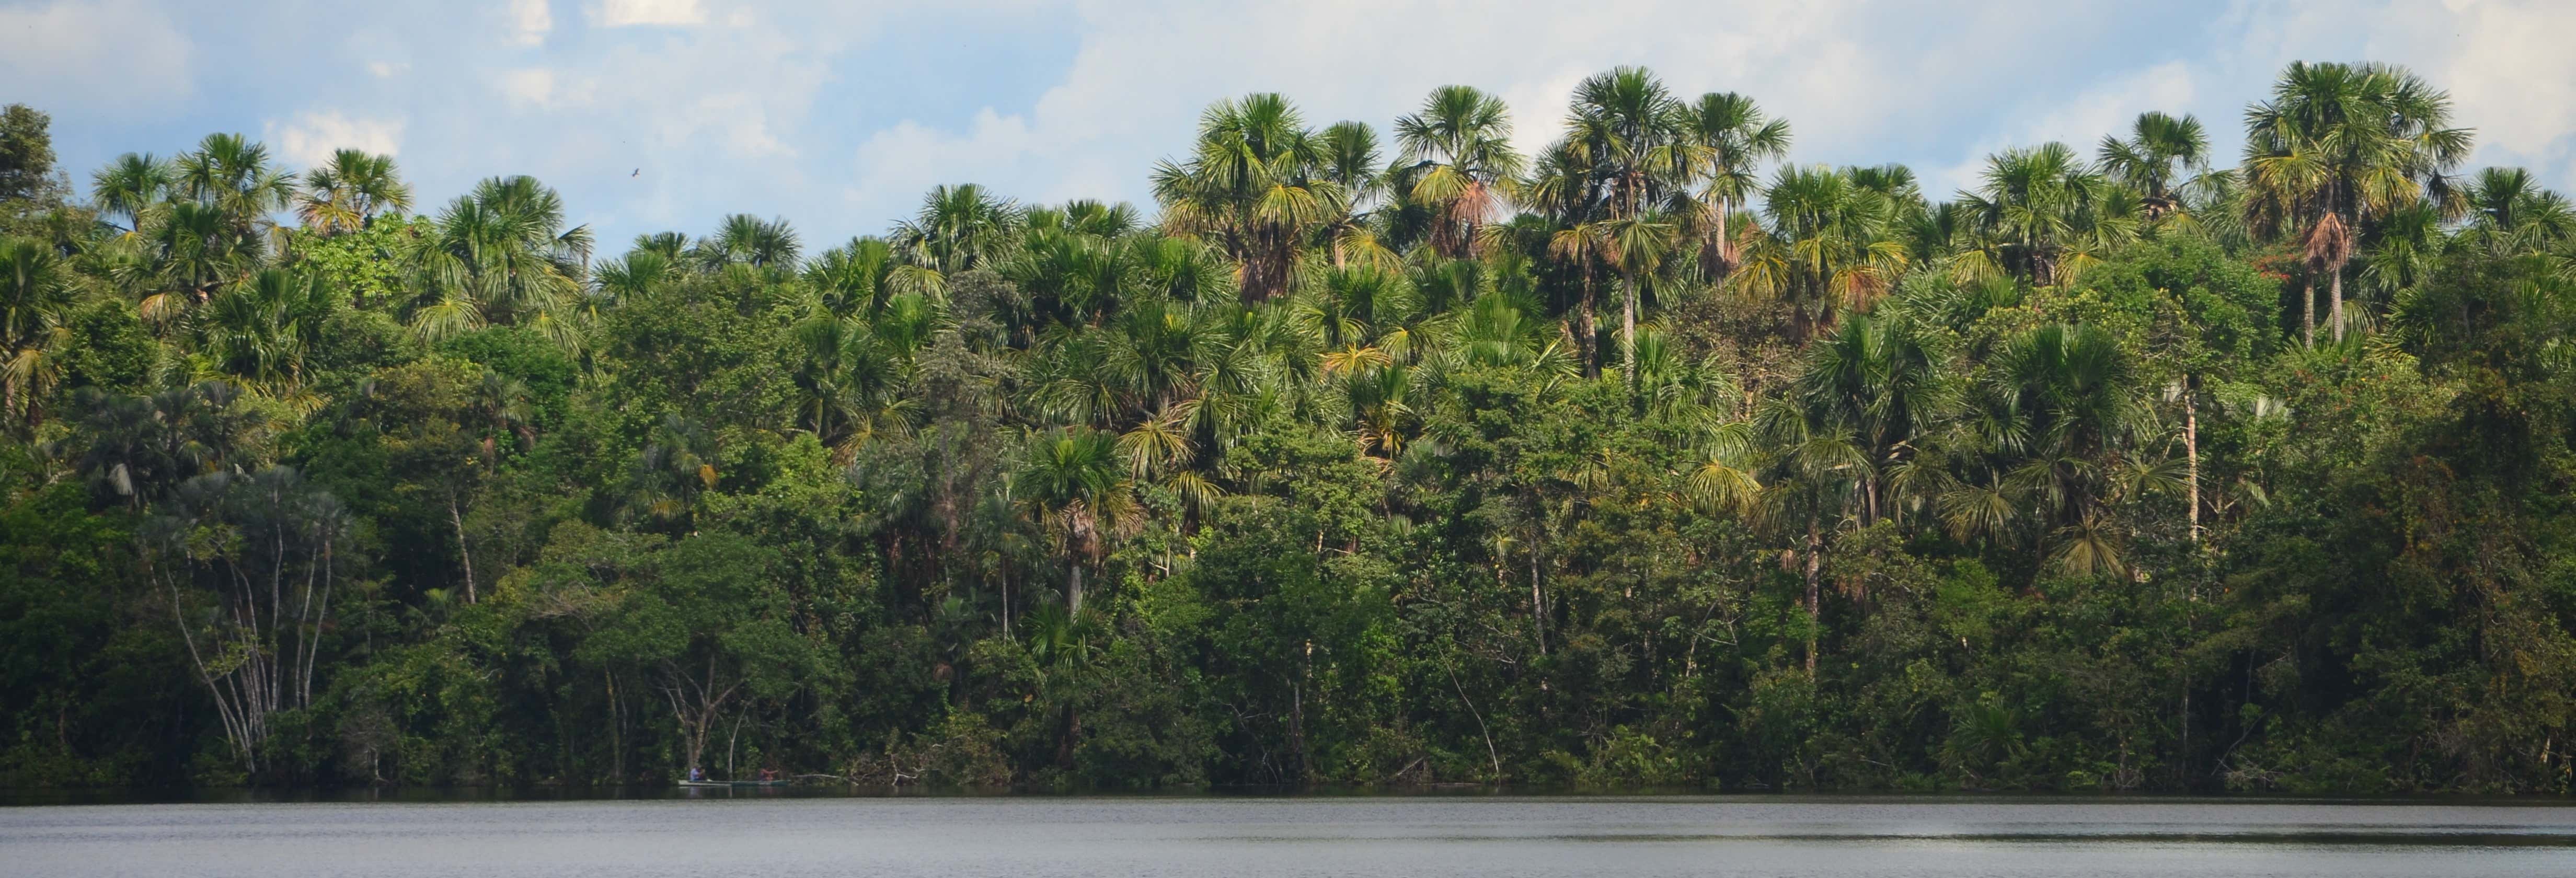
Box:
xmin=631 ymin=168 xmax=640 ymax=178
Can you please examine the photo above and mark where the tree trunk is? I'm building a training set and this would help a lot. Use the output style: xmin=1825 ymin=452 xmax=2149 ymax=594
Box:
xmin=2328 ymin=263 xmax=2345 ymax=342
xmin=1622 ymin=273 xmax=1639 ymax=386
xmin=450 ymin=495 xmax=476 ymax=604
xmin=1066 ymin=564 xmax=1083 ymax=614
xmin=2184 ymin=387 xmax=2201 ymax=545
xmin=2299 ymin=276 xmax=2314 ymax=348
xmin=1577 ymin=271 xmax=1599 ymax=379
xmin=1804 ymin=516 xmax=1822 ymax=681
xmin=1713 ymin=200 xmax=1732 ymax=278
xmin=1530 ymin=535 xmax=1546 ymax=656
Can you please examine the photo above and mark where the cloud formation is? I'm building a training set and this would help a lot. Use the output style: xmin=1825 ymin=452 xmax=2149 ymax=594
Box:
xmin=267 ymin=112 xmax=408 ymax=167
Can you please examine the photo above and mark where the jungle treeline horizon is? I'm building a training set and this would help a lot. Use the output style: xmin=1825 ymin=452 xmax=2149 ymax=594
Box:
xmin=2 ymin=59 xmax=2572 ymax=794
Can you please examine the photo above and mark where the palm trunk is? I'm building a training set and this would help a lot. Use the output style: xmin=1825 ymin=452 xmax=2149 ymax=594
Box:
xmin=1576 ymin=271 xmax=1599 ymax=379
xmin=2299 ymin=276 xmax=2314 ymax=348
xmin=2327 ymin=264 xmax=2345 ymax=342
xmin=1529 ymin=536 xmax=1546 ymax=657
xmin=1804 ymin=516 xmax=1822 ymax=681
xmin=1622 ymin=273 xmax=1639 ymax=386
xmin=1713 ymin=200 xmax=1732 ymax=278
xmin=450 ymin=495 xmax=476 ymax=604
xmin=1066 ymin=564 xmax=1083 ymax=614
xmin=2184 ymin=388 xmax=2201 ymax=545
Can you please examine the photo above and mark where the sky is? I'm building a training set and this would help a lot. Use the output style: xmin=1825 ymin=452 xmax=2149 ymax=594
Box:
xmin=6 ymin=0 xmax=2572 ymax=251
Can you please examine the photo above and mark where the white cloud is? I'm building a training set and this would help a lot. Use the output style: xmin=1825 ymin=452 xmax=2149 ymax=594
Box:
xmin=591 ymin=0 xmax=706 ymax=27
xmin=498 ymin=67 xmax=559 ymax=108
xmin=0 ymin=0 xmax=191 ymax=113
xmin=1925 ymin=60 xmax=2201 ymax=198
xmin=367 ymin=61 xmax=410 ymax=78
xmin=267 ymin=112 xmax=407 ymax=167
xmin=847 ymin=110 xmax=1038 ymax=211
xmin=2428 ymin=0 xmax=2576 ymax=178
xmin=507 ymin=0 xmax=553 ymax=46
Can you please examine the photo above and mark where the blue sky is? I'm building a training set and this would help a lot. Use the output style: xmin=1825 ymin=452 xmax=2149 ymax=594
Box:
xmin=7 ymin=0 xmax=2572 ymax=251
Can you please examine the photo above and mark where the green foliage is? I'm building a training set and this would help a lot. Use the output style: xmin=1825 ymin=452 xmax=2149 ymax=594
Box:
xmin=5 ymin=63 xmax=2575 ymax=792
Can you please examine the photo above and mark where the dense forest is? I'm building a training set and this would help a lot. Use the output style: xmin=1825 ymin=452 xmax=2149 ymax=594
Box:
xmin=2 ymin=61 xmax=2572 ymax=794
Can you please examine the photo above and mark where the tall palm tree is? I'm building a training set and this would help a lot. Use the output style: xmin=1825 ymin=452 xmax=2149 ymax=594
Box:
xmin=1394 ymin=85 xmax=1523 ymax=260
xmin=405 ymin=175 xmax=593 ymax=346
xmin=1017 ymin=426 xmax=1139 ymax=613
xmin=1312 ymin=121 xmax=1394 ymax=270
xmin=1734 ymin=166 xmax=1908 ymax=343
xmin=1959 ymin=142 xmax=2136 ymax=285
xmin=1152 ymin=94 xmax=1341 ymax=302
xmin=2242 ymin=61 xmax=2471 ymax=344
xmin=1600 ymin=212 xmax=1676 ymax=385
xmin=2097 ymin=111 xmax=2211 ymax=225
xmin=295 ymin=148 xmax=412 ymax=235
xmin=1787 ymin=313 xmax=1950 ymax=526
xmin=1564 ymin=67 xmax=1696 ymax=223
xmin=1 ymin=236 xmax=77 ymax=425
xmin=175 ymin=133 xmax=295 ymax=245
xmin=1680 ymin=91 xmax=1791 ymax=278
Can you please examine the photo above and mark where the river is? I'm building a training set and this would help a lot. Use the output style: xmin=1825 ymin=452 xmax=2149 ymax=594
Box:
xmin=4 ymin=794 xmax=2570 ymax=877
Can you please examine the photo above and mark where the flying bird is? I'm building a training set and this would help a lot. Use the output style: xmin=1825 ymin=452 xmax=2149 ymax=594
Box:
xmin=631 ymin=168 xmax=640 ymax=178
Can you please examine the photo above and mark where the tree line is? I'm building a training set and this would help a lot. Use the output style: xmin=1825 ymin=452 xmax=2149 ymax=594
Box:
xmin=2 ymin=60 xmax=2572 ymax=792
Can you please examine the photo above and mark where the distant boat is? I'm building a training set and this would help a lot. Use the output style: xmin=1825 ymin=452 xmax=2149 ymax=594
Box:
xmin=677 ymin=778 xmax=792 ymax=788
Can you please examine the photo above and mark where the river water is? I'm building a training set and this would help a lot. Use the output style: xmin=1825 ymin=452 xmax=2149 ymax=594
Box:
xmin=4 ymin=795 xmax=2571 ymax=877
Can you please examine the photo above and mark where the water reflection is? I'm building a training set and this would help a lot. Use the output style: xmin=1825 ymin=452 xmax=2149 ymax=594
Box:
xmin=4 ymin=795 xmax=2570 ymax=878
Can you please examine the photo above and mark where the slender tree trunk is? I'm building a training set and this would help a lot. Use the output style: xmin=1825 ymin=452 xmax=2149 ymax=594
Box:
xmin=1445 ymin=662 xmax=1500 ymax=782
xmin=450 ymin=495 xmax=476 ymax=604
xmin=1577 ymin=271 xmax=1599 ymax=379
xmin=2184 ymin=388 xmax=2201 ymax=546
xmin=1066 ymin=564 xmax=1083 ymax=614
xmin=1622 ymin=273 xmax=1639 ymax=386
xmin=1804 ymin=516 xmax=1822 ymax=681
xmin=1713 ymin=200 xmax=1732 ymax=278
xmin=2299 ymin=275 xmax=2314 ymax=348
xmin=1530 ymin=535 xmax=1546 ymax=656
xmin=2328 ymin=264 xmax=2345 ymax=342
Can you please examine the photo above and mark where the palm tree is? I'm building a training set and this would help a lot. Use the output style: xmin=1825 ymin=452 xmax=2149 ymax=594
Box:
xmin=1017 ymin=426 xmax=1139 ymax=613
xmin=892 ymin=184 xmax=1019 ymax=280
xmin=1152 ymin=94 xmax=1341 ymax=302
xmin=144 ymin=200 xmax=262 ymax=318
xmin=2096 ymin=112 xmax=2211 ymax=224
xmin=1680 ymin=91 xmax=1791 ymax=277
xmin=1599 ymin=213 xmax=1676 ymax=385
xmin=405 ymin=175 xmax=593 ymax=346
xmin=2242 ymin=61 xmax=2471 ymax=344
xmin=2460 ymin=167 xmax=2574 ymax=256
xmin=1985 ymin=323 xmax=2146 ymax=573
xmin=1959 ymin=142 xmax=2136 ymax=284
xmin=200 ymin=268 xmax=334 ymax=395
xmin=1787 ymin=314 xmax=1950 ymax=526
xmin=1 ymin=236 xmax=77 ymax=425
xmin=91 ymin=153 xmax=175 ymax=233
xmin=295 ymin=148 xmax=412 ymax=235
xmin=175 ymin=133 xmax=295 ymax=245
xmin=1565 ymin=67 xmax=1696 ymax=223
xmin=1394 ymin=85 xmax=1523 ymax=260
xmin=1734 ymin=166 xmax=1908 ymax=343
xmin=1312 ymin=121 xmax=1393 ymax=270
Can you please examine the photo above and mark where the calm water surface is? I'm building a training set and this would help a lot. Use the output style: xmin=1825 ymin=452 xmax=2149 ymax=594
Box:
xmin=5 ymin=795 xmax=2572 ymax=877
